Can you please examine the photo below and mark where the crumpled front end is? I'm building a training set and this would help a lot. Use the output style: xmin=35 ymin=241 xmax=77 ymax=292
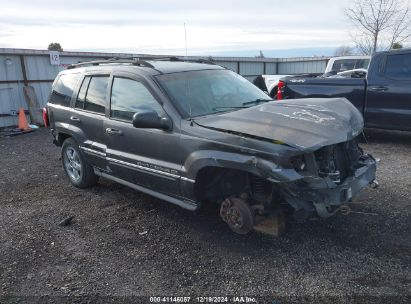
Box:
xmin=280 ymin=138 xmax=377 ymax=218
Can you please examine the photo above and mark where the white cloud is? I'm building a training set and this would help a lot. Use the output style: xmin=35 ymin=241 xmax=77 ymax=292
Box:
xmin=0 ymin=0 xmax=355 ymax=55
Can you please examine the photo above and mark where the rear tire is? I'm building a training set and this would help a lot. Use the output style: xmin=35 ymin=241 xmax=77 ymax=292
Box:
xmin=62 ymin=138 xmax=98 ymax=188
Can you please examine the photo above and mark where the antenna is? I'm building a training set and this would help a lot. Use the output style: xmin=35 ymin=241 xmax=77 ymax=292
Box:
xmin=183 ymin=22 xmax=192 ymax=117
xmin=184 ymin=22 xmax=188 ymax=57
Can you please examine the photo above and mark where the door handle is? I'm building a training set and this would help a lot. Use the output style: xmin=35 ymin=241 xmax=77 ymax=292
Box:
xmin=106 ymin=128 xmax=123 ymax=136
xmin=369 ymin=86 xmax=388 ymax=92
xmin=70 ymin=116 xmax=81 ymax=122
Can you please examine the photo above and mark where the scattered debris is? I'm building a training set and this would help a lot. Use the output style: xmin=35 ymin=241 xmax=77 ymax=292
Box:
xmin=339 ymin=205 xmax=379 ymax=216
xmin=0 ymin=128 xmax=35 ymax=137
xmin=58 ymin=215 xmax=75 ymax=226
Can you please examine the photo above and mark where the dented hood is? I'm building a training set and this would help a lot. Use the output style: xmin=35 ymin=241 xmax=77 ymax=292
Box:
xmin=194 ymin=98 xmax=364 ymax=151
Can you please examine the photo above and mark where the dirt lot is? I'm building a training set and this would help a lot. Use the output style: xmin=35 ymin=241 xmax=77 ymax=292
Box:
xmin=0 ymin=128 xmax=410 ymax=303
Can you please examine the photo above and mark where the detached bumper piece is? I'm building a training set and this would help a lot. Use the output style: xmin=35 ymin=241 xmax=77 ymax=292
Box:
xmin=283 ymin=154 xmax=377 ymax=218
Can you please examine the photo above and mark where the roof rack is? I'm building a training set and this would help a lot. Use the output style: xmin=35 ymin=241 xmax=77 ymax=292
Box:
xmin=139 ymin=56 xmax=181 ymax=61
xmin=66 ymin=56 xmax=219 ymax=70
xmin=195 ymin=58 xmax=216 ymax=65
xmin=67 ymin=58 xmax=154 ymax=69
xmin=136 ymin=56 xmax=217 ymax=65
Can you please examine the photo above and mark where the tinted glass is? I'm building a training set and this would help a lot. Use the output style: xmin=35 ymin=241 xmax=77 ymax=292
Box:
xmin=157 ymin=69 xmax=270 ymax=117
xmin=356 ymin=59 xmax=370 ymax=69
xmin=75 ymin=76 xmax=91 ymax=109
xmin=332 ymin=59 xmax=357 ymax=72
xmin=84 ymin=76 xmax=109 ymax=114
xmin=50 ymin=73 xmax=80 ymax=106
xmin=110 ymin=78 xmax=163 ymax=121
xmin=331 ymin=59 xmax=370 ymax=73
xmin=385 ymin=54 xmax=411 ymax=80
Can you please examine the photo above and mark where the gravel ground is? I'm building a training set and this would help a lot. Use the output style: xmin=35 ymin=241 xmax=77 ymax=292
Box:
xmin=0 ymin=128 xmax=410 ymax=303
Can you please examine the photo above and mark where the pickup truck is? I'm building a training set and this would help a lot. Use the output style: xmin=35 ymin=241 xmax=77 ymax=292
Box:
xmin=277 ymin=49 xmax=411 ymax=131
xmin=253 ymin=55 xmax=370 ymax=97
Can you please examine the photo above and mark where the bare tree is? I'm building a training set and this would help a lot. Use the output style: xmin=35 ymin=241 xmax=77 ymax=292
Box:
xmin=345 ymin=0 xmax=411 ymax=54
xmin=334 ymin=45 xmax=355 ymax=56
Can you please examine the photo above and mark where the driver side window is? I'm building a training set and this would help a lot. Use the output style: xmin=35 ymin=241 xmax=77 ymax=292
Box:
xmin=110 ymin=77 xmax=163 ymax=121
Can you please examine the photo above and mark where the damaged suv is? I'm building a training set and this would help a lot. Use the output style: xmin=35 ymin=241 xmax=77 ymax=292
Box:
xmin=45 ymin=57 xmax=377 ymax=236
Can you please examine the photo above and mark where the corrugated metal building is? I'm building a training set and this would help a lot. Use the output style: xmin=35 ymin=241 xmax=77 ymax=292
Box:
xmin=0 ymin=48 xmax=330 ymax=128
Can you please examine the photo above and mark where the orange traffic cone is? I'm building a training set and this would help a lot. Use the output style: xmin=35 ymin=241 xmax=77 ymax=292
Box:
xmin=18 ymin=107 xmax=31 ymax=131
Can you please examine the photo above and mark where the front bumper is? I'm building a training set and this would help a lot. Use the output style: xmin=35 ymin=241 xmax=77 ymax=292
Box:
xmin=283 ymin=154 xmax=377 ymax=218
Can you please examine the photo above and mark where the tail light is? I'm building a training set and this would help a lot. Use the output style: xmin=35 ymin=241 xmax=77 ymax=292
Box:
xmin=42 ymin=107 xmax=49 ymax=128
xmin=277 ymin=80 xmax=285 ymax=100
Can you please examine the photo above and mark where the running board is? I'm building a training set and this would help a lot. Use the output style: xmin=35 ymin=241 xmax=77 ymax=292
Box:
xmin=94 ymin=170 xmax=199 ymax=211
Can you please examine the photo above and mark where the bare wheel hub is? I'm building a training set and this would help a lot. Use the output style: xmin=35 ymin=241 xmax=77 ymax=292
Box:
xmin=220 ymin=197 xmax=254 ymax=235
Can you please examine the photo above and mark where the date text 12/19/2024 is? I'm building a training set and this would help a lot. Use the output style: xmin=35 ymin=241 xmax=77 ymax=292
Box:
xmin=149 ymin=296 xmax=258 ymax=303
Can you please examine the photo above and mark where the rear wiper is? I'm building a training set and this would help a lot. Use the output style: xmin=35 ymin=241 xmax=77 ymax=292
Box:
xmin=242 ymin=98 xmax=272 ymax=106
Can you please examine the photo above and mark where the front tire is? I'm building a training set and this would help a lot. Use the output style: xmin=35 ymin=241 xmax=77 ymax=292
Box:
xmin=62 ymin=138 xmax=98 ymax=188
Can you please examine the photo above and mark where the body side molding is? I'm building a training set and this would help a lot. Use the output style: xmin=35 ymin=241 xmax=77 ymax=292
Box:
xmin=93 ymin=169 xmax=199 ymax=211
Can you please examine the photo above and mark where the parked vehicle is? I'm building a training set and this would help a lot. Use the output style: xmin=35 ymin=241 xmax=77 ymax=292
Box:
xmin=44 ymin=57 xmax=377 ymax=236
xmin=254 ymin=56 xmax=371 ymax=97
xmin=277 ymin=49 xmax=411 ymax=131
xmin=254 ymin=73 xmax=320 ymax=98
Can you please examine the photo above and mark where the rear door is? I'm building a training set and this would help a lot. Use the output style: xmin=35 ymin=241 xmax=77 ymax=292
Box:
xmin=365 ymin=51 xmax=411 ymax=130
xmin=71 ymin=73 xmax=110 ymax=168
xmin=103 ymin=72 xmax=182 ymax=196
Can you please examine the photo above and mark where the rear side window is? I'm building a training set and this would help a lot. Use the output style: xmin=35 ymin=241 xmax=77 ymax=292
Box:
xmin=110 ymin=77 xmax=163 ymax=121
xmin=384 ymin=54 xmax=411 ymax=80
xmin=75 ymin=77 xmax=91 ymax=109
xmin=331 ymin=59 xmax=370 ymax=73
xmin=332 ymin=59 xmax=357 ymax=72
xmin=50 ymin=73 xmax=80 ymax=106
xmin=75 ymin=76 xmax=109 ymax=114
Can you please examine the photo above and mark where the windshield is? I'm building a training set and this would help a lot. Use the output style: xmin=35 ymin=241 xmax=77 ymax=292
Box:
xmin=156 ymin=69 xmax=270 ymax=118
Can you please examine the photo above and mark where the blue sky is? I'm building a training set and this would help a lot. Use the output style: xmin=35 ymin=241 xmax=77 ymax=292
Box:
xmin=1 ymin=0 xmax=358 ymax=57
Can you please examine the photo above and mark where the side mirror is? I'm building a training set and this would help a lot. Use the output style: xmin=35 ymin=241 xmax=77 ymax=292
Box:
xmin=132 ymin=110 xmax=172 ymax=131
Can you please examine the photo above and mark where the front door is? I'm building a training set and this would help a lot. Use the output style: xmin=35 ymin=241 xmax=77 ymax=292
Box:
xmin=365 ymin=51 xmax=411 ymax=130
xmin=103 ymin=73 xmax=182 ymax=196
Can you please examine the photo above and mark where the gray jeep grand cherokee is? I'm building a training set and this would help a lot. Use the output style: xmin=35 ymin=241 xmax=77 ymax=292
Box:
xmin=45 ymin=57 xmax=377 ymax=236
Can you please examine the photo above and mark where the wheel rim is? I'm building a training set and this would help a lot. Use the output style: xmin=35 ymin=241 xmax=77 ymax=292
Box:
xmin=64 ymin=147 xmax=82 ymax=182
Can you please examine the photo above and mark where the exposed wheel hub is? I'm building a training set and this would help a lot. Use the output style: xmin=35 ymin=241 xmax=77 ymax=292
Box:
xmin=220 ymin=197 xmax=254 ymax=234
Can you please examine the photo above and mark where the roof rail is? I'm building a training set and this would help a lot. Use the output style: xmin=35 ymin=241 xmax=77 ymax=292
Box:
xmin=66 ymin=56 xmax=219 ymax=70
xmin=136 ymin=56 xmax=217 ymax=65
xmin=67 ymin=58 xmax=154 ymax=69
xmin=139 ymin=56 xmax=181 ymax=61
xmin=195 ymin=58 xmax=216 ymax=65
